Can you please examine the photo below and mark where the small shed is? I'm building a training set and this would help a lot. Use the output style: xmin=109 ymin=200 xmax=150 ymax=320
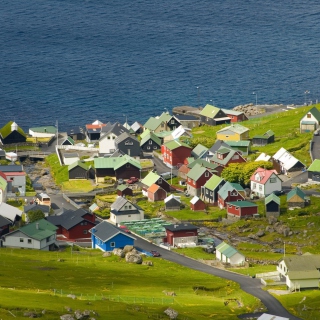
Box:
xmin=265 ymin=193 xmax=280 ymax=218
xmin=226 ymin=201 xmax=258 ymax=219
xmin=252 ymin=130 xmax=275 ymax=146
xmin=190 ymin=196 xmax=206 ymax=211
xmin=68 ymin=160 xmax=89 ymax=180
xmin=164 ymin=223 xmax=198 ymax=247
xmin=147 ymin=183 xmax=167 ymax=202
xmin=62 ymin=136 xmax=75 ymax=146
xmin=164 ymin=194 xmax=181 ymax=211
xmin=287 ymin=187 xmax=308 ymax=208
xmin=215 ymin=241 xmax=245 ymax=266
xmin=117 ymin=185 xmax=133 ymax=197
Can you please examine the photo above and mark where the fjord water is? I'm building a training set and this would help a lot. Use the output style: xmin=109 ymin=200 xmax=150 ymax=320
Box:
xmin=1 ymin=0 xmax=320 ymax=130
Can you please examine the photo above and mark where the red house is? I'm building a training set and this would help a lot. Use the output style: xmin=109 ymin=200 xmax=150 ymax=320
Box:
xmin=147 ymin=183 xmax=167 ymax=202
xmin=117 ymin=185 xmax=133 ymax=197
xmin=217 ymin=182 xmax=245 ymax=209
xmin=164 ymin=223 xmax=198 ymax=247
xmin=186 ymin=163 xmax=213 ymax=196
xmin=162 ymin=140 xmax=192 ymax=168
xmin=226 ymin=201 xmax=258 ymax=219
xmin=46 ymin=208 xmax=96 ymax=241
xmin=190 ymin=196 xmax=206 ymax=211
xmin=222 ymin=109 xmax=248 ymax=123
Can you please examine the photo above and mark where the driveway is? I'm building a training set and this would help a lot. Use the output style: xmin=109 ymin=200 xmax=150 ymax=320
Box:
xmin=134 ymin=237 xmax=301 ymax=320
xmin=153 ymin=156 xmax=178 ymax=176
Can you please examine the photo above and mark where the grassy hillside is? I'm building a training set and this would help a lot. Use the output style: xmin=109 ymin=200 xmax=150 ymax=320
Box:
xmin=191 ymin=105 xmax=315 ymax=166
xmin=0 ymin=247 xmax=262 ymax=320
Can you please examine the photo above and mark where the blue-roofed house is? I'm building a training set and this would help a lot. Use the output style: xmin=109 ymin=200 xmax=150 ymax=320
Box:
xmin=89 ymin=221 xmax=136 ymax=252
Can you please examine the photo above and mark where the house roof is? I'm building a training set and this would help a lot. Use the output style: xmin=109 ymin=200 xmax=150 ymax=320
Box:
xmin=257 ymin=313 xmax=289 ymax=320
xmin=143 ymin=117 xmax=163 ymax=131
xmin=287 ymin=270 xmax=320 ymax=280
xmin=147 ymin=183 xmax=161 ymax=193
xmin=227 ymin=201 xmax=257 ymax=208
xmin=63 ymin=153 xmax=79 ymax=158
xmin=0 ymin=165 xmax=23 ymax=172
xmin=68 ymin=160 xmax=89 ymax=172
xmin=255 ymin=153 xmax=271 ymax=162
xmin=281 ymin=254 xmax=320 ymax=272
xmin=225 ymin=140 xmax=251 ymax=147
xmin=63 ymin=136 xmax=75 ymax=145
xmin=0 ymin=203 xmax=22 ymax=222
xmin=164 ymin=140 xmax=191 ymax=151
xmin=47 ymin=208 xmax=94 ymax=230
xmin=265 ymin=193 xmax=280 ymax=205
xmin=287 ymin=187 xmax=306 ymax=201
xmin=89 ymin=221 xmax=136 ymax=242
xmin=111 ymin=196 xmax=141 ymax=212
xmin=140 ymin=131 xmax=162 ymax=147
xmin=13 ymin=219 xmax=57 ymax=240
xmin=24 ymin=203 xmax=50 ymax=214
xmin=68 ymin=126 xmax=85 ymax=136
xmin=140 ymin=171 xmax=161 ymax=187
xmin=117 ymin=184 xmax=131 ymax=191
xmin=89 ymin=203 xmax=99 ymax=212
xmin=0 ymin=121 xmax=26 ymax=139
xmin=308 ymin=159 xmax=320 ymax=172
xmin=170 ymin=125 xmax=191 ymax=140
xmin=273 ymin=148 xmax=303 ymax=171
xmin=216 ymin=241 xmax=243 ymax=259
xmin=203 ymin=174 xmax=224 ymax=191
xmin=100 ymin=122 xmax=129 ymax=140
xmin=218 ymin=182 xmax=244 ymax=200
xmin=178 ymin=164 xmax=189 ymax=174
xmin=199 ymin=104 xmax=222 ymax=118
xmin=191 ymin=144 xmax=209 ymax=158
xmin=174 ymin=114 xmax=200 ymax=121
xmin=164 ymin=194 xmax=181 ymax=204
xmin=210 ymin=147 xmax=243 ymax=166
xmin=164 ymin=223 xmax=198 ymax=232
xmin=208 ymin=140 xmax=230 ymax=154
xmin=253 ymin=129 xmax=275 ymax=139
xmin=131 ymin=121 xmax=142 ymax=132
xmin=217 ymin=124 xmax=249 ymax=135
xmin=94 ymin=155 xmax=141 ymax=170
xmin=190 ymin=196 xmax=204 ymax=205
xmin=187 ymin=163 xmax=211 ymax=181
xmin=187 ymin=159 xmax=218 ymax=171
xmin=29 ymin=126 xmax=57 ymax=134
xmin=0 ymin=215 xmax=11 ymax=227
xmin=304 ymin=107 xmax=320 ymax=122
xmin=115 ymin=132 xmax=139 ymax=145
xmin=250 ymin=168 xmax=279 ymax=184
xmin=221 ymin=108 xmax=244 ymax=116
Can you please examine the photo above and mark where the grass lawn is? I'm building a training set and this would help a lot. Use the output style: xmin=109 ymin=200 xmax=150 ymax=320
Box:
xmin=62 ymin=180 xmax=94 ymax=192
xmin=172 ymin=247 xmax=216 ymax=260
xmin=0 ymin=248 xmax=263 ymax=320
xmin=45 ymin=154 xmax=68 ymax=185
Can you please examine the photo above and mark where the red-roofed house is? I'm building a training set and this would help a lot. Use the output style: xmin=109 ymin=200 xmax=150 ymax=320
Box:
xmin=250 ymin=168 xmax=282 ymax=198
xmin=147 ymin=184 xmax=167 ymax=202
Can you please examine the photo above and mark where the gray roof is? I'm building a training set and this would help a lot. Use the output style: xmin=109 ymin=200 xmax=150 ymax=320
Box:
xmin=0 ymin=215 xmax=11 ymax=227
xmin=115 ymin=132 xmax=139 ymax=144
xmin=164 ymin=223 xmax=198 ymax=232
xmin=100 ymin=122 xmax=129 ymax=140
xmin=208 ymin=140 xmax=230 ymax=154
xmin=63 ymin=153 xmax=79 ymax=158
xmin=24 ymin=203 xmax=50 ymax=214
xmin=218 ymin=182 xmax=244 ymax=200
xmin=131 ymin=121 xmax=142 ymax=132
xmin=89 ymin=221 xmax=136 ymax=242
xmin=110 ymin=196 xmax=142 ymax=215
xmin=0 ymin=165 xmax=23 ymax=172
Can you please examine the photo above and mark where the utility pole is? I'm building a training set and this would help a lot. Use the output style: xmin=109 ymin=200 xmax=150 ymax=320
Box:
xmin=56 ymin=120 xmax=59 ymax=146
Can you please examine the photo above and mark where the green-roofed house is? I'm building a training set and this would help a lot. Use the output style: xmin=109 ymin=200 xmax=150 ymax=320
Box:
xmin=252 ymin=130 xmax=275 ymax=146
xmin=191 ymin=143 xmax=209 ymax=159
xmin=2 ymin=219 xmax=57 ymax=251
xmin=201 ymin=174 xmax=225 ymax=204
xmin=210 ymin=146 xmax=246 ymax=169
xmin=277 ymin=253 xmax=320 ymax=291
xmin=68 ymin=160 xmax=90 ymax=180
xmin=94 ymin=155 xmax=141 ymax=183
xmin=215 ymin=241 xmax=245 ymax=266
xmin=307 ymin=159 xmax=320 ymax=182
xmin=226 ymin=201 xmax=258 ymax=219
xmin=265 ymin=193 xmax=280 ymax=218
xmin=217 ymin=182 xmax=245 ymax=209
xmin=140 ymin=131 xmax=162 ymax=152
xmin=29 ymin=126 xmax=57 ymax=138
xmin=117 ymin=184 xmax=133 ymax=197
xmin=140 ymin=171 xmax=171 ymax=194
xmin=216 ymin=124 xmax=250 ymax=141
xmin=143 ymin=117 xmax=166 ymax=133
xmin=157 ymin=112 xmax=181 ymax=131
xmin=300 ymin=107 xmax=320 ymax=133
xmin=162 ymin=140 xmax=192 ymax=167
xmin=225 ymin=140 xmax=251 ymax=155
xmin=199 ymin=104 xmax=231 ymax=126
xmin=62 ymin=136 xmax=75 ymax=146
xmin=287 ymin=187 xmax=309 ymax=208
xmin=186 ymin=163 xmax=214 ymax=196
xmin=0 ymin=121 xmax=26 ymax=145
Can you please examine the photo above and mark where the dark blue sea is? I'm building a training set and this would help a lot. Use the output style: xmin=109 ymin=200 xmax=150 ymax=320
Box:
xmin=1 ymin=0 xmax=320 ymax=131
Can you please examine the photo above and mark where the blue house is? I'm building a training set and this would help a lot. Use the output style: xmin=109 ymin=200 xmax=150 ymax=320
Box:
xmin=89 ymin=221 xmax=136 ymax=252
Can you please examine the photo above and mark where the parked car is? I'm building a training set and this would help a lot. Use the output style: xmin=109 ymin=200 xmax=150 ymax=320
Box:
xmin=160 ymin=172 xmax=176 ymax=180
xmin=272 ymin=190 xmax=284 ymax=196
xmin=150 ymin=250 xmax=161 ymax=257
xmin=127 ymin=176 xmax=139 ymax=184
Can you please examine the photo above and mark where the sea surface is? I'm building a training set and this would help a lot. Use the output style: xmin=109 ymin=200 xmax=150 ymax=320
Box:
xmin=1 ymin=0 xmax=320 ymax=131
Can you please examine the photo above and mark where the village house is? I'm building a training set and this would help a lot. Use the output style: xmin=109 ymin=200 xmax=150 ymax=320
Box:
xmin=67 ymin=126 xmax=86 ymax=141
xmin=216 ymin=124 xmax=250 ymax=141
xmin=117 ymin=185 xmax=133 ymax=197
xmin=68 ymin=160 xmax=91 ymax=180
xmin=190 ymin=196 xmax=206 ymax=211
xmin=0 ymin=202 xmax=23 ymax=226
xmin=147 ymin=183 xmax=167 ymax=202
xmin=143 ymin=117 xmax=167 ymax=133
xmin=164 ymin=223 xmax=198 ymax=247
xmin=252 ymin=130 xmax=275 ymax=146
xmin=24 ymin=203 xmax=50 ymax=218
xmin=225 ymin=140 xmax=251 ymax=155
xmin=199 ymin=104 xmax=230 ymax=126
xmin=286 ymin=187 xmax=309 ymax=208
xmin=90 ymin=221 xmax=136 ymax=252
xmin=173 ymin=114 xmax=200 ymax=129
xmin=186 ymin=163 xmax=213 ymax=196
xmin=0 ymin=165 xmax=26 ymax=196
xmin=307 ymin=159 xmax=320 ymax=182
xmin=140 ymin=171 xmax=171 ymax=195
xmin=272 ymin=147 xmax=304 ymax=174
xmin=2 ymin=219 xmax=57 ymax=251
xmin=226 ymin=201 xmax=258 ymax=219
xmin=157 ymin=112 xmax=182 ymax=131
xmin=130 ymin=121 xmax=143 ymax=135
xmin=221 ymin=108 xmax=248 ymax=123
xmin=209 ymin=146 xmax=246 ymax=170
xmin=110 ymin=196 xmax=144 ymax=225
xmin=201 ymin=174 xmax=225 ymax=204
xmin=164 ymin=194 xmax=181 ymax=211
xmin=250 ymin=168 xmax=282 ymax=198
xmin=0 ymin=215 xmax=11 ymax=236
xmin=265 ymin=193 xmax=280 ymax=218
xmin=162 ymin=140 xmax=192 ymax=168
xmin=0 ymin=172 xmax=7 ymax=204
xmin=277 ymin=254 xmax=320 ymax=291
xmin=217 ymin=182 xmax=245 ymax=209
xmin=140 ymin=131 xmax=162 ymax=153
xmin=163 ymin=125 xmax=192 ymax=143
xmin=191 ymin=144 xmax=209 ymax=159
xmin=29 ymin=126 xmax=57 ymax=138
xmin=206 ymin=140 xmax=230 ymax=160
xmin=300 ymin=106 xmax=320 ymax=133
xmin=85 ymin=120 xmax=107 ymax=142
xmin=0 ymin=121 xmax=26 ymax=145
xmin=62 ymin=153 xmax=80 ymax=166
xmin=215 ymin=241 xmax=245 ymax=266
xmin=115 ymin=132 xmax=141 ymax=158
xmin=61 ymin=136 xmax=75 ymax=146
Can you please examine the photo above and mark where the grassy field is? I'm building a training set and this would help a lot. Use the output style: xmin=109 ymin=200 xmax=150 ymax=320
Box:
xmin=61 ymin=180 xmax=94 ymax=192
xmin=45 ymin=154 xmax=68 ymax=185
xmin=0 ymin=247 xmax=263 ymax=320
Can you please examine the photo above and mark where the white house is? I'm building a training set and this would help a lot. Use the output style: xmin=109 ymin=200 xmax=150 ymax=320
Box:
xmin=277 ymin=254 xmax=320 ymax=291
xmin=215 ymin=241 xmax=245 ymax=266
xmin=250 ymin=168 xmax=282 ymax=198
xmin=272 ymin=148 xmax=304 ymax=174
xmin=110 ymin=196 xmax=144 ymax=225
xmin=300 ymin=107 xmax=320 ymax=133
xmin=2 ymin=219 xmax=57 ymax=250
xmin=29 ymin=126 xmax=57 ymax=138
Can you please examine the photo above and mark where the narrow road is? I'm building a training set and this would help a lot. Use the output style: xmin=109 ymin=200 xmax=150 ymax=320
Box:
xmin=134 ymin=237 xmax=301 ymax=320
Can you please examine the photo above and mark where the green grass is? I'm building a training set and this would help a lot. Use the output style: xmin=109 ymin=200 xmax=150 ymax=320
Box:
xmin=172 ymin=247 xmax=216 ymax=260
xmin=45 ymin=154 xmax=68 ymax=185
xmin=62 ymin=180 xmax=94 ymax=192
xmin=0 ymin=247 xmax=262 ymax=320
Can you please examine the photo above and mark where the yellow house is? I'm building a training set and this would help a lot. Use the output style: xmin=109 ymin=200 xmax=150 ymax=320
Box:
xmin=216 ymin=124 xmax=249 ymax=141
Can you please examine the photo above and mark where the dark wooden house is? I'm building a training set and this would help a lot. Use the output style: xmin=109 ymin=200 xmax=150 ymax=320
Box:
xmin=0 ymin=215 xmax=11 ymax=236
xmin=164 ymin=223 xmax=198 ymax=247
xmin=0 ymin=121 xmax=26 ymax=145
xmin=68 ymin=126 xmax=86 ymax=141
xmin=164 ymin=194 xmax=181 ymax=211
xmin=115 ymin=132 xmax=141 ymax=158
xmin=265 ymin=193 xmax=280 ymax=218
xmin=252 ymin=130 xmax=275 ymax=146
xmin=117 ymin=185 xmax=133 ymax=197
xmin=68 ymin=161 xmax=90 ymax=180
xmin=199 ymin=104 xmax=230 ymax=126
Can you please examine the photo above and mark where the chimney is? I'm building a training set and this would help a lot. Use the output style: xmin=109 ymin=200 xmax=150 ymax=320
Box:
xmin=36 ymin=223 xmax=39 ymax=230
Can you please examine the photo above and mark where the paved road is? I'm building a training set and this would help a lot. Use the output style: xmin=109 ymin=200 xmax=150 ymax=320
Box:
xmin=282 ymin=172 xmax=308 ymax=187
xmin=153 ymin=156 xmax=178 ymax=176
xmin=134 ymin=237 xmax=301 ymax=320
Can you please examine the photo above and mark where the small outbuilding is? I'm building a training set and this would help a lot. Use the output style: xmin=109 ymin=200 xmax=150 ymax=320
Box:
xmin=190 ymin=196 xmax=206 ymax=211
xmin=226 ymin=201 xmax=258 ymax=219
xmin=62 ymin=136 xmax=75 ymax=146
xmin=147 ymin=184 xmax=167 ymax=202
xmin=287 ymin=187 xmax=309 ymax=208
xmin=117 ymin=185 xmax=133 ymax=197
xmin=215 ymin=241 xmax=245 ymax=266
xmin=164 ymin=194 xmax=181 ymax=211
xmin=265 ymin=193 xmax=280 ymax=218
xmin=252 ymin=130 xmax=275 ymax=146
xmin=68 ymin=160 xmax=90 ymax=180
xmin=164 ymin=223 xmax=198 ymax=247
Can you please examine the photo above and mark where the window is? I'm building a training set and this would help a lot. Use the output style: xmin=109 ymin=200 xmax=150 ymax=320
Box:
xmin=307 ymin=113 xmax=311 ymax=118
xmin=107 ymin=136 xmax=110 ymax=139
xmin=205 ymin=171 xmax=209 ymax=177
xmin=46 ymin=236 xmax=51 ymax=243
xmin=161 ymin=123 xmax=164 ymax=128
xmin=206 ymin=190 xmax=208 ymax=195
xmin=110 ymin=242 xmax=115 ymax=247
xmin=125 ymin=140 xmax=133 ymax=145
xmin=11 ymin=177 xmax=14 ymax=181
xmin=113 ymin=136 xmax=115 ymax=139
xmin=126 ymin=163 xmax=130 ymax=168
xmin=128 ymin=214 xmax=131 ymax=217
xmin=232 ymin=155 xmax=239 ymax=160
xmin=147 ymin=146 xmax=150 ymax=150
xmin=270 ymin=177 xmax=277 ymax=183
xmin=20 ymin=238 xmax=24 ymax=243
xmin=259 ymin=185 xmax=263 ymax=191
xmin=253 ymin=183 xmax=256 ymax=189
xmin=149 ymin=140 xmax=152 ymax=144
xmin=129 ymin=205 xmax=132 ymax=209
xmin=153 ymin=146 xmax=157 ymax=149
xmin=83 ymin=230 xmax=88 ymax=234
xmin=210 ymin=191 xmax=213 ymax=196
xmin=171 ymin=119 xmax=175 ymax=124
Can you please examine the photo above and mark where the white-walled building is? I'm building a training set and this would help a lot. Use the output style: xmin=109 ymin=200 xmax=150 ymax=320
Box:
xmin=215 ymin=241 xmax=245 ymax=266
